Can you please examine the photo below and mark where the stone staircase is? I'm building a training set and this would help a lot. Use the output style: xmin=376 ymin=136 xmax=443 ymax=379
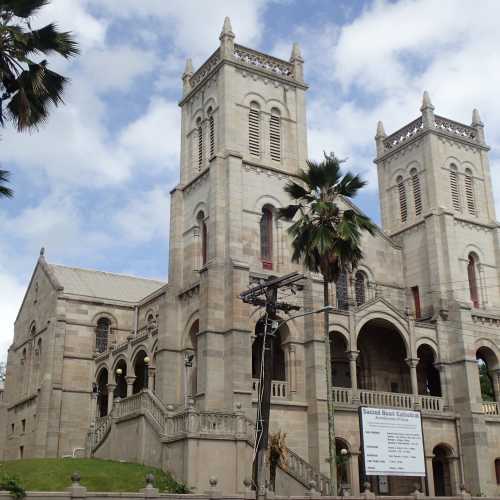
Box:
xmin=89 ymin=390 xmax=331 ymax=495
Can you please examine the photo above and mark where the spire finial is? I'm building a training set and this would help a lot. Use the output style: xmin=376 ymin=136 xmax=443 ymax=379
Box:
xmin=183 ymin=58 xmax=193 ymax=77
xmin=472 ymin=108 xmax=483 ymax=126
xmin=39 ymin=247 xmax=45 ymax=257
xmin=420 ymin=90 xmax=434 ymax=111
xmin=220 ymin=16 xmax=234 ymax=39
xmin=290 ymin=42 xmax=303 ymax=61
xmin=376 ymin=120 xmax=386 ymax=138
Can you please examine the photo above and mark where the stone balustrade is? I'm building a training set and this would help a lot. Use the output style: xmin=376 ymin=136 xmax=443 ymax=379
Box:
xmin=332 ymin=387 xmax=447 ymax=413
xmin=383 ymin=116 xmax=424 ymax=150
xmin=252 ymin=379 xmax=288 ymax=399
xmin=482 ymin=401 xmax=499 ymax=416
xmin=234 ymin=44 xmax=294 ymax=79
xmin=89 ymin=415 xmax=111 ymax=452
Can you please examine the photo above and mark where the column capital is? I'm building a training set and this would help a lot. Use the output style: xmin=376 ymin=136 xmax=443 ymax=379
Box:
xmin=348 ymin=350 xmax=360 ymax=361
xmin=405 ymin=357 xmax=419 ymax=368
xmin=106 ymin=383 xmax=116 ymax=391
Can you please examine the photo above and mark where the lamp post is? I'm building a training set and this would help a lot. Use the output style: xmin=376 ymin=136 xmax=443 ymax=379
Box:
xmin=144 ymin=356 xmax=150 ymax=391
xmin=254 ymin=305 xmax=334 ymax=500
xmin=115 ymin=368 xmax=123 ymax=400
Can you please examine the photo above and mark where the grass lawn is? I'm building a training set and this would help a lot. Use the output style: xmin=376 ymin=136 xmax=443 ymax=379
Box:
xmin=0 ymin=458 xmax=187 ymax=493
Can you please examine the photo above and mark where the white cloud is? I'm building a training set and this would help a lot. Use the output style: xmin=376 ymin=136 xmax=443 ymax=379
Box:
xmin=113 ymin=187 xmax=171 ymax=244
xmin=0 ymin=270 xmax=26 ymax=362
xmin=119 ymin=97 xmax=181 ymax=171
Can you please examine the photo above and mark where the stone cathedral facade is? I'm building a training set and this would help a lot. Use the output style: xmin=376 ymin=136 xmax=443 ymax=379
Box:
xmin=2 ymin=18 xmax=500 ymax=497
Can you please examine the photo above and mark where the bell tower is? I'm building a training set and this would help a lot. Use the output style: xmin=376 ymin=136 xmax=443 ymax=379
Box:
xmin=158 ymin=18 xmax=309 ymax=412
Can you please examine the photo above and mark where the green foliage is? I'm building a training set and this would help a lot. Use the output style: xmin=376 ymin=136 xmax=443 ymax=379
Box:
xmin=279 ymin=152 xmax=376 ymax=283
xmin=0 ymin=0 xmax=79 ymax=131
xmin=0 ymin=459 xmax=187 ymax=493
xmin=0 ymin=474 xmax=26 ymax=498
xmin=478 ymin=361 xmax=495 ymax=401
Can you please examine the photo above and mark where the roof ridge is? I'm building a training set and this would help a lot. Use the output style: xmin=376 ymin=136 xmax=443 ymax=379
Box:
xmin=48 ymin=263 xmax=166 ymax=284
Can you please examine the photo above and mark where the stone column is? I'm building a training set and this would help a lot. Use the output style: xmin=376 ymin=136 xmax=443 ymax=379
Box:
xmin=288 ymin=345 xmax=296 ymax=394
xmin=126 ymin=376 xmax=136 ymax=397
xmin=107 ymin=383 xmax=116 ymax=414
xmin=434 ymin=362 xmax=449 ymax=409
xmin=349 ymin=451 xmax=361 ymax=495
xmin=148 ymin=367 xmax=156 ymax=392
xmin=426 ymin=455 xmax=435 ymax=496
xmin=406 ymin=357 xmax=420 ymax=407
xmin=349 ymin=350 xmax=360 ymax=403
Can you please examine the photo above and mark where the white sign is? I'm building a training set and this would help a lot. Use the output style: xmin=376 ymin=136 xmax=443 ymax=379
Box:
xmin=360 ymin=407 xmax=425 ymax=477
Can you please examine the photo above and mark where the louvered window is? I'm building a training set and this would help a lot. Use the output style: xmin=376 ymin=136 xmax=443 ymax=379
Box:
xmin=411 ymin=169 xmax=422 ymax=216
xmin=249 ymin=103 xmax=260 ymax=156
xmin=269 ymin=109 xmax=281 ymax=161
xmin=397 ymin=176 xmax=408 ymax=222
xmin=260 ymin=206 xmax=273 ymax=269
xmin=354 ymin=271 xmax=366 ymax=306
xmin=468 ymin=253 xmax=479 ymax=308
xmin=197 ymin=124 xmax=203 ymax=171
xmin=209 ymin=114 xmax=215 ymax=158
xmin=465 ymin=169 xmax=476 ymax=215
xmin=450 ymin=166 xmax=460 ymax=211
xmin=336 ymin=271 xmax=349 ymax=311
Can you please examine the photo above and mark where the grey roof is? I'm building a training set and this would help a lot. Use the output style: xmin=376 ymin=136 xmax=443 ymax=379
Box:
xmin=49 ymin=264 xmax=166 ymax=303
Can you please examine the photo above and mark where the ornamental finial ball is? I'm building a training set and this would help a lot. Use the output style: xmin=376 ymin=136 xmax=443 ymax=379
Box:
xmin=209 ymin=476 xmax=218 ymax=487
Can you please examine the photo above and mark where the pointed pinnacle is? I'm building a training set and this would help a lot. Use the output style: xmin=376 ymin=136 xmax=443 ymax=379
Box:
xmin=183 ymin=58 xmax=193 ymax=76
xmin=220 ymin=16 xmax=234 ymax=37
xmin=420 ymin=90 xmax=434 ymax=111
xmin=290 ymin=42 xmax=303 ymax=61
xmin=376 ymin=120 xmax=386 ymax=138
xmin=39 ymin=246 xmax=45 ymax=257
xmin=472 ymin=108 xmax=483 ymax=126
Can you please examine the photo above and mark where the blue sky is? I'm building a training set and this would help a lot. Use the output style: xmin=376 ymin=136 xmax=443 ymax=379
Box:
xmin=2 ymin=0 xmax=500 ymax=359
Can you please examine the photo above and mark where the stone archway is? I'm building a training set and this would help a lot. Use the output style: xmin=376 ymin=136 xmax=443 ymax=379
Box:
xmin=357 ymin=318 xmax=410 ymax=393
xmin=133 ymin=349 xmax=149 ymax=393
xmin=331 ymin=332 xmax=350 ymax=388
xmin=476 ymin=346 xmax=499 ymax=402
xmin=96 ymin=367 xmax=108 ymax=417
xmin=417 ymin=344 xmax=441 ymax=396
xmin=432 ymin=444 xmax=454 ymax=496
xmin=114 ymin=359 xmax=127 ymax=399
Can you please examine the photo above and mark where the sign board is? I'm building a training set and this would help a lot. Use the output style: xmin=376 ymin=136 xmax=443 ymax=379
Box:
xmin=360 ymin=407 xmax=425 ymax=477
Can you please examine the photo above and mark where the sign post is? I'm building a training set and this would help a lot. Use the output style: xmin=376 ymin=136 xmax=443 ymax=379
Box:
xmin=359 ymin=407 xmax=425 ymax=477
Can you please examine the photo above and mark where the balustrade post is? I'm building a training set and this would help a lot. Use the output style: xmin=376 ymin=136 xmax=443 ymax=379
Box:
xmin=406 ymin=358 xmax=420 ymax=408
xmin=349 ymin=350 xmax=360 ymax=403
xmin=106 ymin=383 xmax=116 ymax=415
xmin=126 ymin=376 xmax=136 ymax=397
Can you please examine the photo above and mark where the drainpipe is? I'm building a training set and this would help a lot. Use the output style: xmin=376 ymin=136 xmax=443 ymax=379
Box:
xmin=454 ymin=416 xmax=465 ymax=487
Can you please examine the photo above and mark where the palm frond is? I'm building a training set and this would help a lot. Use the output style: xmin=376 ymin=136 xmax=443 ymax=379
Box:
xmin=24 ymin=24 xmax=79 ymax=58
xmin=0 ymin=0 xmax=49 ymax=18
xmin=0 ymin=169 xmax=14 ymax=198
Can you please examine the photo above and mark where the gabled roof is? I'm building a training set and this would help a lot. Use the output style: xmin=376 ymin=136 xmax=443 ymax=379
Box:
xmin=48 ymin=264 xmax=165 ymax=303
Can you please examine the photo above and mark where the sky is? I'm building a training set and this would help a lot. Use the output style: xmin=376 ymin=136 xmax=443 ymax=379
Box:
xmin=2 ymin=0 xmax=500 ymax=360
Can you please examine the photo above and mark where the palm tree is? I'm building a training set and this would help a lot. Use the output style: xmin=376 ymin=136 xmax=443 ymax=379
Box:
xmin=0 ymin=0 xmax=79 ymax=198
xmin=0 ymin=169 xmax=13 ymax=198
xmin=279 ymin=152 xmax=375 ymax=494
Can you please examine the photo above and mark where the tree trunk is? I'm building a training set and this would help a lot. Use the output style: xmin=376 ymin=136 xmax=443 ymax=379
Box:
xmin=323 ymin=277 xmax=338 ymax=494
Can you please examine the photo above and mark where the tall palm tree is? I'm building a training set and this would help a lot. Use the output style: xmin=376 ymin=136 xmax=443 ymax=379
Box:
xmin=0 ymin=169 xmax=13 ymax=198
xmin=279 ymin=153 xmax=375 ymax=494
xmin=0 ymin=0 xmax=79 ymax=198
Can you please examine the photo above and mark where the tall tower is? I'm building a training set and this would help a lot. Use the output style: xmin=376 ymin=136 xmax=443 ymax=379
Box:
xmin=158 ymin=18 xmax=309 ymax=412
xmin=375 ymin=94 xmax=500 ymax=494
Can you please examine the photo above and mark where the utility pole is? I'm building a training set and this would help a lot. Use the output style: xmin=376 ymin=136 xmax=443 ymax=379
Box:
xmin=240 ymin=272 xmax=303 ymax=500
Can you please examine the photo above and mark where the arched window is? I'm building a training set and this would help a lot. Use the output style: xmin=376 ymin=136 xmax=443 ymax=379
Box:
xmin=196 ymin=117 xmax=203 ymax=172
xmin=269 ymin=108 xmax=281 ymax=162
xmin=495 ymin=458 xmax=500 ymax=485
xmin=36 ymin=339 xmax=42 ymax=387
xmin=336 ymin=271 xmax=349 ymax=311
xmin=147 ymin=313 xmax=157 ymax=333
xmin=208 ymin=107 xmax=215 ymax=158
xmin=29 ymin=322 xmax=36 ymax=337
xmin=248 ymin=102 xmax=260 ymax=157
xmin=450 ymin=164 xmax=460 ymax=211
xmin=397 ymin=176 xmax=407 ymax=222
xmin=464 ymin=168 xmax=476 ymax=215
xmin=197 ymin=211 xmax=207 ymax=266
xmin=467 ymin=253 xmax=480 ymax=308
xmin=96 ymin=318 xmax=110 ymax=353
xmin=260 ymin=205 xmax=273 ymax=269
xmin=411 ymin=168 xmax=422 ymax=216
xmin=354 ymin=271 xmax=367 ymax=306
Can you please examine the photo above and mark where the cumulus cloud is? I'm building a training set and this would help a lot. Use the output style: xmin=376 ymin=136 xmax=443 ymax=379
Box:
xmin=0 ymin=270 xmax=25 ymax=361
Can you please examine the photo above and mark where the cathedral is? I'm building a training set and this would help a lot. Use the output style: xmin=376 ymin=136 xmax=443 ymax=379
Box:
xmin=2 ymin=18 xmax=500 ymax=497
